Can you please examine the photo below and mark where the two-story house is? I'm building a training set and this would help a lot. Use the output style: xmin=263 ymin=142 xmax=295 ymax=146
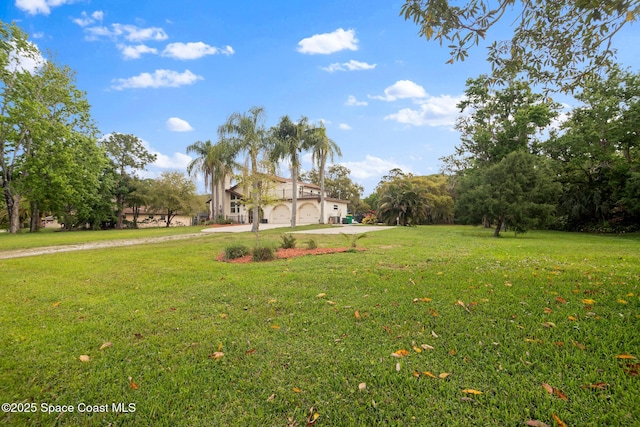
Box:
xmin=211 ymin=176 xmax=349 ymax=225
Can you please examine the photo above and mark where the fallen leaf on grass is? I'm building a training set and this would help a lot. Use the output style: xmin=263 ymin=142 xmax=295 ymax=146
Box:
xmin=568 ymin=316 xmax=577 ymax=321
xmin=438 ymin=372 xmax=451 ymax=379
xmin=555 ymin=297 xmax=567 ymax=304
xmin=543 ymin=383 xmax=568 ymax=400
xmin=395 ymin=363 xmax=401 ymax=372
xmin=354 ymin=310 xmax=361 ymax=320
xmin=542 ymin=322 xmax=556 ymax=328
xmin=584 ymin=382 xmax=609 ymax=390
xmin=128 ymin=377 xmax=139 ymax=390
xmin=326 ymin=301 xmax=337 ymax=305
xmin=392 ymin=349 xmax=410 ymax=358
xmin=52 ymin=301 xmax=61 ymax=307
xmin=382 ymin=325 xmax=392 ymax=334
xmin=306 ymin=407 xmax=319 ymax=426
xmin=316 ymin=293 xmax=326 ymax=298
xmin=526 ymin=421 xmax=550 ymax=427
xmin=99 ymin=342 xmax=112 ymax=351
xmin=552 ymin=414 xmax=567 ymax=427
xmin=455 ymin=300 xmax=471 ymax=313
xmin=622 ymin=362 xmax=639 ymax=376
xmin=358 ymin=382 xmax=366 ymax=391
xmin=461 ymin=389 xmax=483 ymax=395
xmin=431 ymin=331 xmax=439 ymax=338
xmin=617 ymin=299 xmax=628 ymax=304
xmin=412 ymin=346 xmax=422 ymax=353
xmin=421 ymin=344 xmax=435 ymax=350
xmin=208 ymin=352 xmax=225 ymax=360
xmin=79 ymin=355 xmax=90 ymax=363
xmin=267 ymin=393 xmax=275 ymax=401
xmin=614 ymin=354 xmax=636 ymax=359
xmin=581 ymin=299 xmax=596 ymax=305
xmin=271 ymin=325 xmax=281 ymax=329
xmin=413 ymin=297 xmax=432 ymax=303
xmin=422 ymin=371 xmax=437 ymax=379
xmin=543 ymin=307 xmax=553 ymax=314
xmin=572 ymin=341 xmax=586 ymax=350
xmin=245 ymin=348 xmax=257 ymax=355
xmin=429 ymin=308 xmax=439 ymax=317
xmin=219 ymin=313 xmax=228 ymax=319
xmin=292 ymin=387 xmax=302 ymax=393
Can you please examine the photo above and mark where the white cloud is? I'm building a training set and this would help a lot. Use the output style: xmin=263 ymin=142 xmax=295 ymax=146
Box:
xmin=118 ymin=44 xmax=158 ymax=60
xmin=166 ymin=117 xmax=194 ymax=132
xmin=297 ymin=28 xmax=358 ymax=55
xmin=322 ymin=59 xmax=376 ymax=72
xmin=153 ymin=152 xmax=193 ymax=169
xmin=338 ymin=123 xmax=352 ymax=130
xmin=370 ymin=80 xmax=427 ymax=102
xmin=341 ymin=155 xmax=410 ymax=180
xmin=111 ymin=69 xmax=203 ymax=90
xmin=15 ymin=0 xmax=72 ymax=15
xmin=115 ymin=24 xmax=168 ymax=42
xmin=162 ymin=42 xmax=234 ymax=60
xmin=84 ymin=24 xmax=168 ymax=42
xmin=384 ymin=95 xmax=463 ymax=127
xmin=345 ymin=95 xmax=367 ymax=107
xmin=73 ymin=10 xmax=104 ymax=27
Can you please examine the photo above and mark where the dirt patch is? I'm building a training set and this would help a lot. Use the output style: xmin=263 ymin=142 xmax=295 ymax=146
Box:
xmin=217 ymin=247 xmax=363 ymax=263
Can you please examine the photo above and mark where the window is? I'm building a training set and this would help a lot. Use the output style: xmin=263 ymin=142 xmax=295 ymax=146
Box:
xmin=333 ymin=205 xmax=338 ymax=210
xmin=231 ymin=194 xmax=240 ymax=214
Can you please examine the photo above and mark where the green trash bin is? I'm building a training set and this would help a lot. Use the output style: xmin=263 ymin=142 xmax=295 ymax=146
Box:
xmin=346 ymin=214 xmax=353 ymax=224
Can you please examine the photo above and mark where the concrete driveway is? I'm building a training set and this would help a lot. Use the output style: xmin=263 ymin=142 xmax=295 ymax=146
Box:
xmin=200 ymin=223 xmax=391 ymax=234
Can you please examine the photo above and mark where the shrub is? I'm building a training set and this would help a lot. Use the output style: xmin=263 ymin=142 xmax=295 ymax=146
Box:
xmin=340 ymin=232 xmax=367 ymax=248
xmin=305 ymin=238 xmax=318 ymax=250
xmin=224 ymin=245 xmax=249 ymax=260
xmin=280 ymin=234 xmax=297 ymax=249
xmin=362 ymin=214 xmax=378 ymax=224
xmin=252 ymin=246 xmax=275 ymax=262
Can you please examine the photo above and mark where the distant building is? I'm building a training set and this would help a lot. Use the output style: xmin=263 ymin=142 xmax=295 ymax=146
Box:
xmin=209 ymin=176 xmax=349 ymax=224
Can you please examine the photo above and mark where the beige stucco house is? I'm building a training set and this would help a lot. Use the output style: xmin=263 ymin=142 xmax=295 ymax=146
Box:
xmin=122 ymin=207 xmax=193 ymax=228
xmin=211 ymin=176 xmax=349 ymax=225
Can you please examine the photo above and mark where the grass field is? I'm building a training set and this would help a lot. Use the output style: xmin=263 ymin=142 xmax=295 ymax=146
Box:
xmin=1 ymin=226 xmax=639 ymax=426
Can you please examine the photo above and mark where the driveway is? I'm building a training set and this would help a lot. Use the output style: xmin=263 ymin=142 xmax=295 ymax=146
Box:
xmin=200 ymin=223 xmax=391 ymax=234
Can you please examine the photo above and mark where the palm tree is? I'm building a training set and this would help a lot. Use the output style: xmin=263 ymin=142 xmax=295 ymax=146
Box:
xmin=219 ymin=106 xmax=270 ymax=232
xmin=308 ymin=123 xmax=342 ymax=224
xmin=377 ymin=179 xmax=428 ymax=226
xmin=271 ymin=115 xmax=312 ymax=228
xmin=186 ymin=140 xmax=236 ymax=221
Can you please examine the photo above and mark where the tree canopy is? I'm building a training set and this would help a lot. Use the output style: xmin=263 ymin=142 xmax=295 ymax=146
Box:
xmin=401 ymin=0 xmax=640 ymax=91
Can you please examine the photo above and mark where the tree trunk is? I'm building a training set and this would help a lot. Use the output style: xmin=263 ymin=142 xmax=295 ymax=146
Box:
xmin=291 ymin=165 xmax=298 ymax=228
xmin=319 ymin=160 xmax=326 ymax=224
xmin=493 ymin=216 xmax=503 ymax=237
xmin=30 ymin=201 xmax=40 ymax=232
xmin=4 ymin=187 xmax=21 ymax=234
xmin=116 ymin=193 xmax=124 ymax=229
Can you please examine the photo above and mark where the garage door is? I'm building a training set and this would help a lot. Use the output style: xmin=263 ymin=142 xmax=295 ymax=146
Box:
xmin=298 ymin=203 xmax=319 ymax=224
xmin=271 ymin=204 xmax=290 ymax=224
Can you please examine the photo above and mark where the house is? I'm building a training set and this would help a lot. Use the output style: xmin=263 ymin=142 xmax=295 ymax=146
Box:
xmin=122 ymin=207 xmax=194 ymax=228
xmin=211 ymin=176 xmax=349 ymax=225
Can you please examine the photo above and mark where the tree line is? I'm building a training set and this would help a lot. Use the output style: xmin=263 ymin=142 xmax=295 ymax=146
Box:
xmin=366 ymin=67 xmax=639 ymax=236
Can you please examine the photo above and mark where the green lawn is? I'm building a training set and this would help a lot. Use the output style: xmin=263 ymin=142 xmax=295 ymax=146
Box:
xmin=1 ymin=226 xmax=638 ymax=426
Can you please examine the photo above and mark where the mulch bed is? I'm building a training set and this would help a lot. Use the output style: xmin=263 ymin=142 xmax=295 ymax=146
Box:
xmin=217 ymin=247 xmax=362 ymax=264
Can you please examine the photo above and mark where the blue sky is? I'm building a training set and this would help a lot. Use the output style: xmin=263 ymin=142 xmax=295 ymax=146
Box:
xmin=3 ymin=1 xmax=639 ymax=196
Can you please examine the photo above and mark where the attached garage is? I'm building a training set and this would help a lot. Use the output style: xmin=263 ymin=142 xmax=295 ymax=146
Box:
xmin=270 ymin=204 xmax=290 ymax=224
xmin=298 ymin=203 xmax=320 ymax=224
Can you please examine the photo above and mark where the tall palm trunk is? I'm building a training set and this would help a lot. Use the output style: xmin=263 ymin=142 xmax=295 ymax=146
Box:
xmin=291 ymin=164 xmax=298 ymax=228
xmin=318 ymin=158 xmax=326 ymax=224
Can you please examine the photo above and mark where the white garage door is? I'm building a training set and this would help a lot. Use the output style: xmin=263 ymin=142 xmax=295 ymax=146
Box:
xmin=271 ymin=204 xmax=290 ymax=224
xmin=298 ymin=203 xmax=319 ymax=224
